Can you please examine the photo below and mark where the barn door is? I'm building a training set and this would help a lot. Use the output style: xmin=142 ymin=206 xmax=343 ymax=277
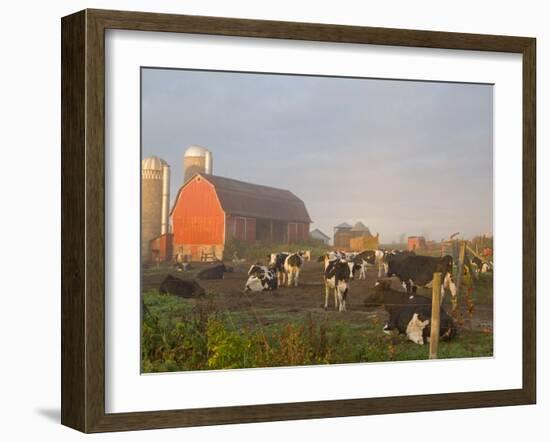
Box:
xmin=288 ymin=223 xmax=298 ymax=243
xmin=235 ymin=217 xmax=246 ymax=241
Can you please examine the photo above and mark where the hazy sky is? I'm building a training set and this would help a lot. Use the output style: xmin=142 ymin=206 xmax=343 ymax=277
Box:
xmin=142 ymin=68 xmax=493 ymax=243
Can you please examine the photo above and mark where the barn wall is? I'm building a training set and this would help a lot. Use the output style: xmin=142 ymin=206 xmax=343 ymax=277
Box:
xmin=334 ymin=229 xmax=353 ymax=249
xmin=172 ymin=176 xmax=225 ymax=260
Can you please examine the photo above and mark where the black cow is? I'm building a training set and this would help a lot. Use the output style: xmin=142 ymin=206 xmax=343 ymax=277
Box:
xmin=386 ymin=254 xmax=457 ymax=300
xmin=159 ymin=275 xmax=205 ymax=298
xmin=197 ymin=263 xmax=228 ymax=280
xmin=365 ymin=280 xmax=456 ymax=344
xmin=364 ymin=279 xmax=432 ymax=308
xmin=323 ymin=259 xmax=352 ymax=312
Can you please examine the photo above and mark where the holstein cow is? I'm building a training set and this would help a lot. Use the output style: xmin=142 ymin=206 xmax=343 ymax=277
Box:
xmin=386 ymin=254 xmax=457 ymax=301
xmin=365 ymin=280 xmax=456 ymax=344
xmin=268 ymin=252 xmax=289 ymax=287
xmin=284 ymin=253 xmax=304 ymax=287
xmin=159 ymin=275 xmax=205 ymax=298
xmin=197 ymin=263 xmax=228 ymax=280
xmin=319 ymin=253 xmax=353 ymax=311
xmin=471 ymin=256 xmax=492 ymax=275
xmin=245 ymin=265 xmax=278 ymax=292
xmin=352 ymin=250 xmax=377 ymax=280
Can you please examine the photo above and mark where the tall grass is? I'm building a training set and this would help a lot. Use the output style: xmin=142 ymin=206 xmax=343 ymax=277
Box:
xmin=141 ymin=290 xmax=493 ymax=373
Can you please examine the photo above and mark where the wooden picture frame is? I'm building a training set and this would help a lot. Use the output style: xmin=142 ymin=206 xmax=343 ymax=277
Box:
xmin=61 ymin=9 xmax=536 ymax=433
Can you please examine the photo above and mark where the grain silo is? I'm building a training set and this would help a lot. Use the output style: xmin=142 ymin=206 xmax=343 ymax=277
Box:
xmin=183 ymin=145 xmax=213 ymax=183
xmin=142 ymin=156 xmax=170 ymax=260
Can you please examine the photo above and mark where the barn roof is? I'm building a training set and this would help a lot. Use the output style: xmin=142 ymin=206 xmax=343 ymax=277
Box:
xmin=310 ymin=228 xmax=330 ymax=240
xmin=335 ymin=222 xmax=352 ymax=229
xmin=172 ymin=174 xmax=312 ymax=223
xmin=351 ymin=221 xmax=372 ymax=236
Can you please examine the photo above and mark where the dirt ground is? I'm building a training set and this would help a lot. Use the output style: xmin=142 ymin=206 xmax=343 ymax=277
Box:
xmin=142 ymin=260 xmax=493 ymax=332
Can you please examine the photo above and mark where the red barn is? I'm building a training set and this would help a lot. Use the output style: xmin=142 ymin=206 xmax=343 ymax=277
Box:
xmin=170 ymin=174 xmax=312 ymax=261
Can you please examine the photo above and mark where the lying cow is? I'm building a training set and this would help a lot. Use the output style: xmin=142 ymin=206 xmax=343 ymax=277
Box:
xmin=268 ymin=252 xmax=289 ymax=286
xmin=386 ymin=253 xmax=457 ymax=301
xmin=159 ymin=275 xmax=205 ymax=298
xmin=245 ymin=265 xmax=278 ymax=292
xmin=365 ymin=280 xmax=456 ymax=344
xmin=174 ymin=262 xmax=192 ymax=272
xmin=197 ymin=263 xmax=228 ymax=280
xmin=284 ymin=253 xmax=304 ymax=287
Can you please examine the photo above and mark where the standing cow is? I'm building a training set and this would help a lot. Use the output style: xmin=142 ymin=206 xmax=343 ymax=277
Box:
xmin=268 ymin=252 xmax=289 ymax=287
xmin=320 ymin=253 xmax=353 ymax=312
xmin=284 ymin=253 xmax=304 ymax=287
xmin=386 ymin=254 xmax=457 ymax=301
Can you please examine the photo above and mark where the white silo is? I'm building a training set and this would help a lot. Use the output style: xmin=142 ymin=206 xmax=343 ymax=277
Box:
xmin=142 ymin=156 xmax=170 ymax=260
xmin=183 ymin=145 xmax=213 ymax=183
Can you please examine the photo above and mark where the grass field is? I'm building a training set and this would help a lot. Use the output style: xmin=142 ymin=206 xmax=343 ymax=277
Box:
xmin=141 ymin=263 xmax=493 ymax=373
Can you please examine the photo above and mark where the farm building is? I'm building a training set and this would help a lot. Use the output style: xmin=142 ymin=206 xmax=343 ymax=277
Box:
xmin=149 ymin=233 xmax=174 ymax=263
xmin=407 ymin=236 xmax=427 ymax=251
xmin=141 ymin=156 xmax=171 ymax=261
xmin=170 ymin=173 xmax=312 ymax=261
xmin=310 ymin=228 xmax=330 ymax=245
xmin=334 ymin=221 xmax=379 ymax=250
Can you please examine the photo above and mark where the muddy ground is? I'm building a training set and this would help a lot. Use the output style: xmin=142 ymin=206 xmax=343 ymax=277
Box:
xmin=142 ymin=260 xmax=493 ymax=332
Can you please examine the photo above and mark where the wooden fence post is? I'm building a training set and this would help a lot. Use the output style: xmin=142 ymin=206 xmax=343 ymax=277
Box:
xmin=453 ymin=240 xmax=466 ymax=310
xmin=429 ymin=272 xmax=442 ymax=359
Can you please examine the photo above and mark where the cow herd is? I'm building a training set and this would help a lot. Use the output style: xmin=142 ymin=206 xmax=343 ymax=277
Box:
xmin=240 ymin=248 xmax=462 ymax=345
xmin=156 ymin=248 xmax=491 ymax=346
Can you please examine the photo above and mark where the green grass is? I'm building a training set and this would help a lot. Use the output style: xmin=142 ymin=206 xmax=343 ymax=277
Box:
xmin=141 ymin=290 xmax=493 ymax=372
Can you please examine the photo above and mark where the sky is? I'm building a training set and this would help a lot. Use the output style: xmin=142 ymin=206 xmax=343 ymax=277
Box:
xmin=142 ymin=68 xmax=493 ymax=243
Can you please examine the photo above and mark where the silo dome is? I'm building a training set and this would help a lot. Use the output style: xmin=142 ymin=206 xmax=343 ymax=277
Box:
xmin=183 ymin=145 xmax=213 ymax=183
xmin=142 ymin=156 xmax=167 ymax=171
xmin=184 ymin=145 xmax=209 ymax=157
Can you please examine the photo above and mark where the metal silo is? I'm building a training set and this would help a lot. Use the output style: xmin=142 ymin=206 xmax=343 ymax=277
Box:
xmin=183 ymin=145 xmax=213 ymax=183
xmin=142 ymin=156 xmax=170 ymax=261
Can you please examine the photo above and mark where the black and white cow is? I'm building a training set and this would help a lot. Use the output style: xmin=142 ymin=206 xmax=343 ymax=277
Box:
xmin=319 ymin=251 xmax=360 ymax=280
xmin=352 ymin=250 xmax=376 ymax=280
xmin=320 ymin=254 xmax=353 ymax=311
xmin=174 ymin=262 xmax=192 ymax=272
xmin=245 ymin=265 xmax=278 ymax=292
xmin=365 ymin=280 xmax=456 ymax=344
xmin=197 ymin=263 xmax=228 ymax=280
xmin=386 ymin=254 xmax=457 ymax=301
xmin=159 ymin=275 xmax=205 ymax=298
xmin=284 ymin=253 xmax=304 ymax=287
xmin=470 ymin=256 xmax=492 ymax=275
xmin=268 ymin=253 xmax=289 ymax=287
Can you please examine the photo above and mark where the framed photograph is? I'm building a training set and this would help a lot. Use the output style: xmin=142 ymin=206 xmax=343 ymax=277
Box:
xmin=61 ymin=9 xmax=536 ymax=433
